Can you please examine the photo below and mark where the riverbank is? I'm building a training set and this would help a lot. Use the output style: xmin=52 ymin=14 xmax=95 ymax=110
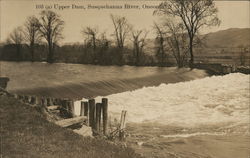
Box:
xmin=0 ymin=89 xmax=142 ymax=158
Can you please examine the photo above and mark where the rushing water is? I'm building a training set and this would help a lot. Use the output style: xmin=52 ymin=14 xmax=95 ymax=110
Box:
xmin=89 ymin=73 xmax=248 ymax=158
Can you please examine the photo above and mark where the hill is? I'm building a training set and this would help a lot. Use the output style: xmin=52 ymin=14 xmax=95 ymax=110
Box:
xmin=203 ymin=28 xmax=250 ymax=48
xmin=140 ymin=28 xmax=250 ymax=56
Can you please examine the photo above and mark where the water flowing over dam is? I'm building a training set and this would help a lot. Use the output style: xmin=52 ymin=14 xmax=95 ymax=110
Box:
xmin=1 ymin=61 xmax=208 ymax=99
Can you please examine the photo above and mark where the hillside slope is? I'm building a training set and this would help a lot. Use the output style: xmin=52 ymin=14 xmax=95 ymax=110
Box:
xmin=203 ymin=28 xmax=250 ymax=48
xmin=0 ymin=90 xmax=141 ymax=158
xmin=142 ymin=28 xmax=250 ymax=56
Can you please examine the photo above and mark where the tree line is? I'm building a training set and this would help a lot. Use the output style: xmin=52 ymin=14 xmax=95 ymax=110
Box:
xmin=0 ymin=0 xmax=220 ymax=67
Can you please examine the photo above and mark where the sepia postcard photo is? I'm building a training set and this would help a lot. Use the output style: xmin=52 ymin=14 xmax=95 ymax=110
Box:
xmin=0 ymin=0 xmax=249 ymax=158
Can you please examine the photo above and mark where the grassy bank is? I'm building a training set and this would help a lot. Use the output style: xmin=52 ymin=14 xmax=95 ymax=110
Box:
xmin=0 ymin=91 xmax=142 ymax=158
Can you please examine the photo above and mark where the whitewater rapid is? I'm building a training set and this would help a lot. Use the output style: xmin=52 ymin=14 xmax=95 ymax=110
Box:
xmin=75 ymin=73 xmax=249 ymax=129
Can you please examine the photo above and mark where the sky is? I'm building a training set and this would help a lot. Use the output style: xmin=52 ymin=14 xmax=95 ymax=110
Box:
xmin=0 ymin=0 xmax=249 ymax=43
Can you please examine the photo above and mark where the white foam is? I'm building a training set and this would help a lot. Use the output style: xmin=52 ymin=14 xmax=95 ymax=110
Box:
xmin=160 ymin=132 xmax=226 ymax=138
xmin=75 ymin=73 xmax=249 ymax=128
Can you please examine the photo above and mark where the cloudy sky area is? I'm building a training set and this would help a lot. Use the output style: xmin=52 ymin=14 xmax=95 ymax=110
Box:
xmin=0 ymin=0 xmax=249 ymax=43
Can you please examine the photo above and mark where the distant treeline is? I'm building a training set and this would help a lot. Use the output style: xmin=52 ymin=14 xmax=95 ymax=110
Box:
xmin=1 ymin=1 xmax=225 ymax=67
xmin=0 ymin=43 xmax=172 ymax=66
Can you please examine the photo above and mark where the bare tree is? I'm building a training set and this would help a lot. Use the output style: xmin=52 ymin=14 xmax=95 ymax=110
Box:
xmin=110 ymin=14 xmax=131 ymax=63
xmin=7 ymin=27 xmax=24 ymax=60
xmin=81 ymin=26 xmax=98 ymax=50
xmin=131 ymin=29 xmax=148 ymax=65
xmin=23 ymin=16 xmax=41 ymax=61
xmin=39 ymin=10 xmax=64 ymax=63
xmin=164 ymin=21 xmax=189 ymax=67
xmin=110 ymin=14 xmax=131 ymax=49
xmin=98 ymin=31 xmax=110 ymax=48
xmin=154 ymin=22 xmax=167 ymax=66
xmin=155 ymin=0 xmax=220 ymax=66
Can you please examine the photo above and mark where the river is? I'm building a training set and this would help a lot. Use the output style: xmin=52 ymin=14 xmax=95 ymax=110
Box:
xmin=1 ymin=61 xmax=249 ymax=158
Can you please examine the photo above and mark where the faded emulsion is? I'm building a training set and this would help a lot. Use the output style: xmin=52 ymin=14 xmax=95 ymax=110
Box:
xmin=0 ymin=0 xmax=249 ymax=158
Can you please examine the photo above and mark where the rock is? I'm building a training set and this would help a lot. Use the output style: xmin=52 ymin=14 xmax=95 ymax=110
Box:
xmin=47 ymin=105 xmax=59 ymax=111
xmin=73 ymin=125 xmax=93 ymax=137
xmin=0 ymin=77 xmax=9 ymax=89
xmin=0 ymin=87 xmax=11 ymax=96
xmin=136 ymin=141 xmax=144 ymax=146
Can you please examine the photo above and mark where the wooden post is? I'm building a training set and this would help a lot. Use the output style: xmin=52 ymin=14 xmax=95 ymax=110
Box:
xmin=21 ymin=95 xmax=25 ymax=102
xmin=67 ymin=100 xmax=75 ymax=118
xmin=61 ymin=99 xmax=67 ymax=109
xmin=30 ymin=96 xmax=36 ymax=104
xmin=120 ymin=110 xmax=127 ymax=129
xmin=54 ymin=98 xmax=61 ymax=105
xmin=228 ymin=66 xmax=232 ymax=73
xmin=35 ymin=96 xmax=41 ymax=105
xmin=88 ymin=99 xmax=96 ymax=129
xmin=102 ymin=98 xmax=108 ymax=135
xmin=119 ymin=110 xmax=127 ymax=141
xmin=23 ymin=95 xmax=26 ymax=102
xmin=28 ymin=96 xmax=32 ymax=103
xmin=44 ymin=98 xmax=48 ymax=107
xmin=24 ymin=96 xmax=29 ymax=103
xmin=84 ymin=102 xmax=89 ymax=117
xmin=109 ymin=115 xmax=112 ymax=130
xmin=80 ymin=101 xmax=84 ymax=116
xmin=47 ymin=98 xmax=52 ymax=106
xmin=18 ymin=95 xmax=23 ymax=102
xmin=83 ymin=101 xmax=89 ymax=126
xmin=95 ymin=103 xmax=102 ymax=133
xmin=60 ymin=99 xmax=68 ymax=117
xmin=24 ymin=95 xmax=29 ymax=103
xmin=42 ymin=97 xmax=47 ymax=107
xmin=50 ymin=98 xmax=54 ymax=105
xmin=232 ymin=64 xmax=236 ymax=72
xmin=51 ymin=98 xmax=55 ymax=105
xmin=80 ymin=101 xmax=90 ymax=126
